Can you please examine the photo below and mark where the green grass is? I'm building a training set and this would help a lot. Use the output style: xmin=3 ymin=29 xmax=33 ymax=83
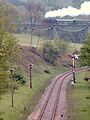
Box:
xmin=67 ymin=71 xmax=90 ymax=120
xmin=14 ymin=33 xmax=48 ymax=47
xmin=14 ymin=33 xmax=82 ymax=52
xmin=0 ymin=63 xmax=68 ymax=120
xmin=0 ymin=33 xmax=80 ymax=120
xmin=68 ymin=42 xmax=82 ymax=52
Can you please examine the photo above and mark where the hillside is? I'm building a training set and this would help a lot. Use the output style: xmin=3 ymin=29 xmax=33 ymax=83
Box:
xmin=6 ymin=0 xmax=89 ymax=9
xmin=6 ymin=0 xmax=90 ymax=23
xmin=0 ymin=1 xmax=88 ymax=120
xmin=17 ymin=45 xmax=72 ymax=75
xmin=0 ymin=44 xmax=72 ymax=120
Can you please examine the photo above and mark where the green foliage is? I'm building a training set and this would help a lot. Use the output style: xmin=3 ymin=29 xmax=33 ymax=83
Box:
xmin=80 ymin=34 xmax=90 ymax=66
xmin=54 ymin=40 xmax=68 ymax=53
xmin=0 ymin=0 xmax=17 ymax=32
xmin=0 ymin=32 xmax=18 ymax=70
xmin=43 ymin=40 xmax=68 ymax=64
xmin=0 ymin=63 xmax=66 ymax=120
xmin=12 ymin=72 xmax=26 ymax=84
xmin=67 ymin=72 xmax=90 ymax=120
xmin=0 ymin=71 xmax=9 ymax=97
xmin=43 ymin=42 xmax=58 ymax=64
xmin=0 ymin=1 xmax=19 ymax=97
xmin=8 ymin=81 xmax=20 ymax=90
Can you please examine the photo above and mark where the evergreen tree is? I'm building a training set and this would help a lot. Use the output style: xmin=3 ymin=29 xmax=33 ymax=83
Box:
xmin=80 ymin=33 xmax=90 ymax=66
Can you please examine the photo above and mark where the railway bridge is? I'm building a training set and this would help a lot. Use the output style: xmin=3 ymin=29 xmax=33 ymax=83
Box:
xmin=17 ymin=19 xmax=90 ymax=43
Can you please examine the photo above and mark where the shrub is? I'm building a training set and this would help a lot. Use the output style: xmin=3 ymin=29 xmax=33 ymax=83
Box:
xmin=54 ymin=39 xmax=68 ymax=53
xmin=0 ymin=71 xmax=9 ymax=98
xmin=12 ymin=73 xmax=26 ymax=84
xmin=43 ymin=42 xmax=58 ymax=64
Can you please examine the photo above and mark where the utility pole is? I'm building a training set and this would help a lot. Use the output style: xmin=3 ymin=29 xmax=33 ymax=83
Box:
xmin=53 ymin=26 xmax=57 ymax=42
xmin=36 ymin=30 xmax=40 ymax=51
xmin=30 ymin=28 xmax=33 ymax=47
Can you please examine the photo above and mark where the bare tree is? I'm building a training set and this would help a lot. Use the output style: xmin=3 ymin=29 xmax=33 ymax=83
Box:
xmin=26 ymin=0 xmax=45 ymax=47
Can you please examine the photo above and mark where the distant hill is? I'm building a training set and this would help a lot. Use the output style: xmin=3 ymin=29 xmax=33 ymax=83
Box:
xmin=43 ymin=0 xmax=88 ymax=10
xmin=6 ymin=0 xmax=88 ymax=9
xmin=72 ymin=0 xmax=87 ymax=8
xmin=5 ymin=0 xmax=90 ymax=21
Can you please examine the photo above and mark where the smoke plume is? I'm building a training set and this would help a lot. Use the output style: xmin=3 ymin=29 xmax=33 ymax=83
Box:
xmin=45 ymin=1 xmax=90 ymax=18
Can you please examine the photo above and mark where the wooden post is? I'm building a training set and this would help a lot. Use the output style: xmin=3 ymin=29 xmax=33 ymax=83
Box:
xmin=10 ymin=68 xmax=15 ymax=107
xmin=72 ymin=57 xmax=76 ymax=83
xmin=11 ymin=81 xmax=14 ymax=107
xmin=29 ymin=64 xmax=32 ymax=88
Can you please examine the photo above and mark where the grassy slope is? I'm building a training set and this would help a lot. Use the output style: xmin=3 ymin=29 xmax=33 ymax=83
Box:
xmin=14 ymin=33 xmax=82 ymax=51
xmin=0 ymin=33 xmax=82 ymax=120
xmin=68 ymin=43 xmax=82 ymax=52
xmin=14 ymin=33 xmax=47 ymax=47
xmin=67 ymin=71 xmax=90 ymax=120
xmin=0 ymin=64 xmax=68 ymax=120
xmin=0 ymin=33 xmax=69 ymax=120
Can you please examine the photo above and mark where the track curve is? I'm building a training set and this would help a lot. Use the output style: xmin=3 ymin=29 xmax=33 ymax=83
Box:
xmin=37 ymin=72 xmax=71 ymax=120
xmin=27 ymin=68 xmax=89 ymax=120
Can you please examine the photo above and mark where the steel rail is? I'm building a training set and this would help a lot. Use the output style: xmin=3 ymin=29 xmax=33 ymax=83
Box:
xmin=50 ymin=67 xmax=89 ymax=120
xmin=50 ymin=73 xmax=71 ymax=120
xmin=37 ymin=72 xmax=71 ymax=120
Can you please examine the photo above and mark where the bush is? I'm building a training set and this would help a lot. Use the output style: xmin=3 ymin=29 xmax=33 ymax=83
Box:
xmin=54 ymin=39 xmax=68 ymax=53
xmin=0 ymin=71 xmax=9 ymax=98
xmin=8 ymin=81 xmax=19 ymax=90
xmin=43 ymin=42 xmax=58 ymax=64
xmin=44 ymin=69 xmax=50 ymax=74
xmin=12 ymin=73 xmax=26 ymax=84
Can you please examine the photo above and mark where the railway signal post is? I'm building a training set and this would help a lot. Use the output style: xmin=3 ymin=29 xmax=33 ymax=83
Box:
xmin=69 ymin=53 xmax=79 ymax=84
xmin=72 ymin=57 xmax=76 ymax=83
xmin=29 ymin=64 xmax=33 ymax=89
xmin=72 ymin=53 xmax=79 ymax=83
xmin=10 ymin=68 xmax=15 ymax=107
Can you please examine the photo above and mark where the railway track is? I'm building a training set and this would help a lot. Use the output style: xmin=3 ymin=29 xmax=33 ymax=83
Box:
xmin=27 ymin=72 xmax=72 ymax=120
xmin=28 ymin=68 xmax=89 ymax=120
xmin=37 ymin=72 xmax=71 ymax=120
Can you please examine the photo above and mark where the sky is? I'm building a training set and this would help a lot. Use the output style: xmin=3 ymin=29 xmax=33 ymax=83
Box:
xmin=45 ymin=1 xmax=90 ymax=18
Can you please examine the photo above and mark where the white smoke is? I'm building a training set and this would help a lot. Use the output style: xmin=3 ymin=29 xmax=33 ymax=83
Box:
xmin=45 ymin=1 xmax=90 ymax=18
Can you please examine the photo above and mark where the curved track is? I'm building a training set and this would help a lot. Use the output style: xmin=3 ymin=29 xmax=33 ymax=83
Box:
xmin=37 ymin=72 xmax=71 ymax=120
xmin=28 ymin=68 xmax=88 ymax=120
xmin=27 ymin=72 xmax=72 ymax=120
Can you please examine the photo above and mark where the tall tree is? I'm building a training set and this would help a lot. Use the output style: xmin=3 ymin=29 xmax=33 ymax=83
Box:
xmin=80 ymin=33 xmax=90 ymax=66
xmin=26 ymin=0 xmax=45 ymax=47
xmin=0 ymin=0 xmax=18 ymax=97
xmin=0 ymin=0 xmax=20 ymax=32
